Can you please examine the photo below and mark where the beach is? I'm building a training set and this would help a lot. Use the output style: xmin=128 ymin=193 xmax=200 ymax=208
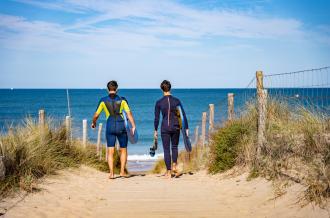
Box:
xmin=1 ymin=166 xmax=328 ymax=218
xmin=1 ymin=0 xmax=329 ymax=217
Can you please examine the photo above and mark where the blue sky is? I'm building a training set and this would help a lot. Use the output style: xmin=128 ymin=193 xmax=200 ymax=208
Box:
xmin=0 ymin=0 xmax=329 ymax=88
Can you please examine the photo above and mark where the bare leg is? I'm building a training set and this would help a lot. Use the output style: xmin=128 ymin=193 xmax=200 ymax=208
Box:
xmin=120 ymin=148 xmax=128 ymax=177
xmin=108 ymin=147 xmax=115 ymax=179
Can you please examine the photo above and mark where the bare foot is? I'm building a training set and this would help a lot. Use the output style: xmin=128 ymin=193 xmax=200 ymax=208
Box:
xmin=109 ymin=173 xmax=115 ymax=179
xmin=172 ymin=164 xmax=180 ymax=177
xmin=173 ymin=170 xmax=180 ymax=177
xmin=163 ymin=170 xmax=172 ymax=179
xmin=120 ymin=172 xmax=130 ymax=178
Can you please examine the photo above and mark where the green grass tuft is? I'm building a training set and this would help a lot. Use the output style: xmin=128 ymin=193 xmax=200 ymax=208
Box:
xmin=208 ymin=121 xmax=250 ymax=174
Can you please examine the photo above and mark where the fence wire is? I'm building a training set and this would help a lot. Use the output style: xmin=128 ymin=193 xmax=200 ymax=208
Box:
xmin=203 ymin=66 xmax=330 ymax=140
xmin=264 ymin=66 xmax=330 ymax=113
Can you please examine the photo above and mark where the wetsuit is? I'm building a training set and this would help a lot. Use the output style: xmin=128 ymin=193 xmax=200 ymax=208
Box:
xmin=154 ymin=95 xmax=189 ymax=170
xmin=95 ymin=94 xmax=130 ymax=148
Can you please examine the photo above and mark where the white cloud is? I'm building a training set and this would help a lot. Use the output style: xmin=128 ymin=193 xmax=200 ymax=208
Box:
xmin=0 ymin=0 xmax=323 ymax=56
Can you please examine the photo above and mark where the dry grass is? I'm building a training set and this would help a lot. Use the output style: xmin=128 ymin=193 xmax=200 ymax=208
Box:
xmin=0 ymin=118 xmax=121 ymax=197
xmin=260 ymin=101 xmax=330 ymax=207
xmin=207 ymin=100 xmax=329 ymax=207
xmin=151 ymin=145 xmax=209 ymax=174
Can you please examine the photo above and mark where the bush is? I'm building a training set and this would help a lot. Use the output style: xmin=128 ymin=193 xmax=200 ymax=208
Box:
xmin=208 ymin=121 xmax=251 ymax=174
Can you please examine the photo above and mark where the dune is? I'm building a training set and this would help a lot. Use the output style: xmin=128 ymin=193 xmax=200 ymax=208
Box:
xmin=0 ymin=166 xmax=328 ymax=218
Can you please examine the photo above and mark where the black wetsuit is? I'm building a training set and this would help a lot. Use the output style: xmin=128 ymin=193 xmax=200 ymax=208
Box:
xmin=154 ymin=95 xmax=189 ymax=170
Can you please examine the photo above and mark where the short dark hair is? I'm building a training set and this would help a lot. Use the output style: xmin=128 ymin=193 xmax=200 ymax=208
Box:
xmin=107 ymin=80 xmax=118 ymax=91
xmin=160 ymin=80 xmax=171 ymax=92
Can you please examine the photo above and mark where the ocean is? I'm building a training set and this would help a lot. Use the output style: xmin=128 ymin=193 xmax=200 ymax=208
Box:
xmin=0 ymin=88 xmax=328 ymax=171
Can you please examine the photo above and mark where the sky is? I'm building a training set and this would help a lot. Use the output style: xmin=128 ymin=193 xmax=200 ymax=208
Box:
xmin=0 ymin=0 xmax=329 ymax=88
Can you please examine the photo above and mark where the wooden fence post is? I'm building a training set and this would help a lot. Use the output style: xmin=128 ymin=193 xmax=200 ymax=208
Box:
xmin=256 ymin=71 xmax=266 ymax=156
xmin=257 ymin=89 xmax=267 ymax=156
xmin=194 ymin=125 xmax=199 ymax=159
xmin=209 ymin=104 xmax=214 ymax=132
xmin=82 ymin=119 xmax=87 ymax=147
xmin=228 ymin=93 xmax=234 ymax=121
xmin=105 ymin=146 xmax=109 ymax=162
xmin=256 ymin=71 xmax=264 ymax=95
xmin=201 ymin=112 xmax=207 ymax=146
xmin=65 ymin=116 xmax=71 ymax=142
xmin=194 ymin=126 xmax=199 ymax=145
xmin=97 ymin=123 xmax=103 ymax=157
xmin=38 ymin=109 xmax=45 ymax=126
xmin=0 ymin=156 xmax=5 ymax=181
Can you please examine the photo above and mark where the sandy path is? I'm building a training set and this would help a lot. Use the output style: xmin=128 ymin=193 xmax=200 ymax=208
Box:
xmin=1 ymin=166 xmax=328 ymax=218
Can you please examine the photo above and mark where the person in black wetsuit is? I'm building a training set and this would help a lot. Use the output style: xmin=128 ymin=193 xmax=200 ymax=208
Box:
xmin=154 ymin=80 xmax=189 ymax=178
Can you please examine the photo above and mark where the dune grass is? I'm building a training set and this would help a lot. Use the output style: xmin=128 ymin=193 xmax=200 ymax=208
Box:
xmin=0 ymin=119 xmax=121 ymax=197
xmin=151 ymin=144 xmax=209 ymax=174
xmin=152 ymin=100 xmax=329 ymax=206
xmin=207 ymin=100 xmax=329 ymax=207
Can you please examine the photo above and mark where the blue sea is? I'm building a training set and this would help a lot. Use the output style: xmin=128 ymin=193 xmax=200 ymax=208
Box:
xmin=0 ymin=88 xmax=328 ymax=171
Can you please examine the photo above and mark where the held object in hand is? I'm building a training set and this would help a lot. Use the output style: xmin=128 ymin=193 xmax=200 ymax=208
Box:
xmin=149 ymin=137 xmax=158 ymax=157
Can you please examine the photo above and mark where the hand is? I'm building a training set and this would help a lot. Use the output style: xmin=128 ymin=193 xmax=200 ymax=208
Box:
xmin=154 ymin=130 xmax=158 ymax=139
xmin=186 ymin=129 xmax=189 ymax=136
xmin=91 ymin=122 xmax=96 ymax=129
xmin=131 ymin=126 xmax=136 ymax=135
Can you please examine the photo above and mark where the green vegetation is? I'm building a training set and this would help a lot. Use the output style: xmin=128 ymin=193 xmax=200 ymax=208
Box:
xmin=152 ymin=100 xmax=330 ymax=207
xmin=208 ymin=120 xmax=254 ymax=173
xmin=207 ymin=100 xmax=329 ymax=207
xmin=0 ymin=119 xmax=121 ymax=197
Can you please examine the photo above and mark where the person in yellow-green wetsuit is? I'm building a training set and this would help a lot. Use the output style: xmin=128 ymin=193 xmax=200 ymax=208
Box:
xmin=91 ymin=81 xmax=136 ymax=179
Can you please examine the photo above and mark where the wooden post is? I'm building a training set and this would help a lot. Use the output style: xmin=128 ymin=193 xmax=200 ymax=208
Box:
xmin=194 ymin=125 xmax=199 ymax=159
xmin=65 ymin=116 xmax=71 ymax=142
xmin=82 ymin=119 xmax=87 ymax=147
xmin=38 ymin=109 xmax=45 ymax=126
xmin=228 ymin=93 xmax=234 ymax=121
xmin=105 ymin=146 xmax=109 ymax=162
xmin=99 ymin=145 xmax=103 ymax=161
xmin=256 ymin=71 xmax=264 ymax=95
xmin=0 ymin=156 xmax=5 ymax=181
xmin=209 ymin=104 xmax=215 ymax=132
xmin=97 ymin=123 xmax=103 ymax=157
xmin=194 ymin=126 xmax=199 ymax=145
xmin=201 ymin=112 xmax=207 ymax=147
xmin=257 ymin=89 xmax=267 ymax=156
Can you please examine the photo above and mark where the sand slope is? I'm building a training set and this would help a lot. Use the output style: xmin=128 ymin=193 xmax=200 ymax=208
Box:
xmin=1 ymin=166 xmax=329 ymax=218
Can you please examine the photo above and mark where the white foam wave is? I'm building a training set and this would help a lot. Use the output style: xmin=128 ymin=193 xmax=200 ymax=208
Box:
xmin=127 ymin=153 xmax=163 ymax=161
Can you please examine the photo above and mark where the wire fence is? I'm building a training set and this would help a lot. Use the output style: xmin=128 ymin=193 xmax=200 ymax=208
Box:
xmin=263 ymin=66 xmax=330 ymax=112
xmin=191 ymin=66 xmax=330 ymax=149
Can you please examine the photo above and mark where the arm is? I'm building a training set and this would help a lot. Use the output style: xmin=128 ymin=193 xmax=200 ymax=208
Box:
xmin=126 ymin=111 xmax=136 ymax=134
xmin=154 ymin=101 xmax=160 ymax=138
xmin=91 ymin=100 xmax=103 ymax=129
xmin=179 ymin=101 xmax=189 ymax=135
xmin=91 ymin=113 xmax=99 ymax=129
xmin=121 ymin=100 xmax=136 ymax=133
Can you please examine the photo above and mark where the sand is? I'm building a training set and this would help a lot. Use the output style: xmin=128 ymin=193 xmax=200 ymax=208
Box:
xmin=0 ymin=166 xmax=329 ymax=218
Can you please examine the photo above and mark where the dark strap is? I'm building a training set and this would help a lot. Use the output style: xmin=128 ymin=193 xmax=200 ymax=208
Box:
xmin=105 ymin=98 xmax=122 ymax=117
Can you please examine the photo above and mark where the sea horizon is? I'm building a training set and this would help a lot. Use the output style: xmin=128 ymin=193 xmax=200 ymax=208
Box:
xmin=1 ymin=88 xmax=328 ymax=171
